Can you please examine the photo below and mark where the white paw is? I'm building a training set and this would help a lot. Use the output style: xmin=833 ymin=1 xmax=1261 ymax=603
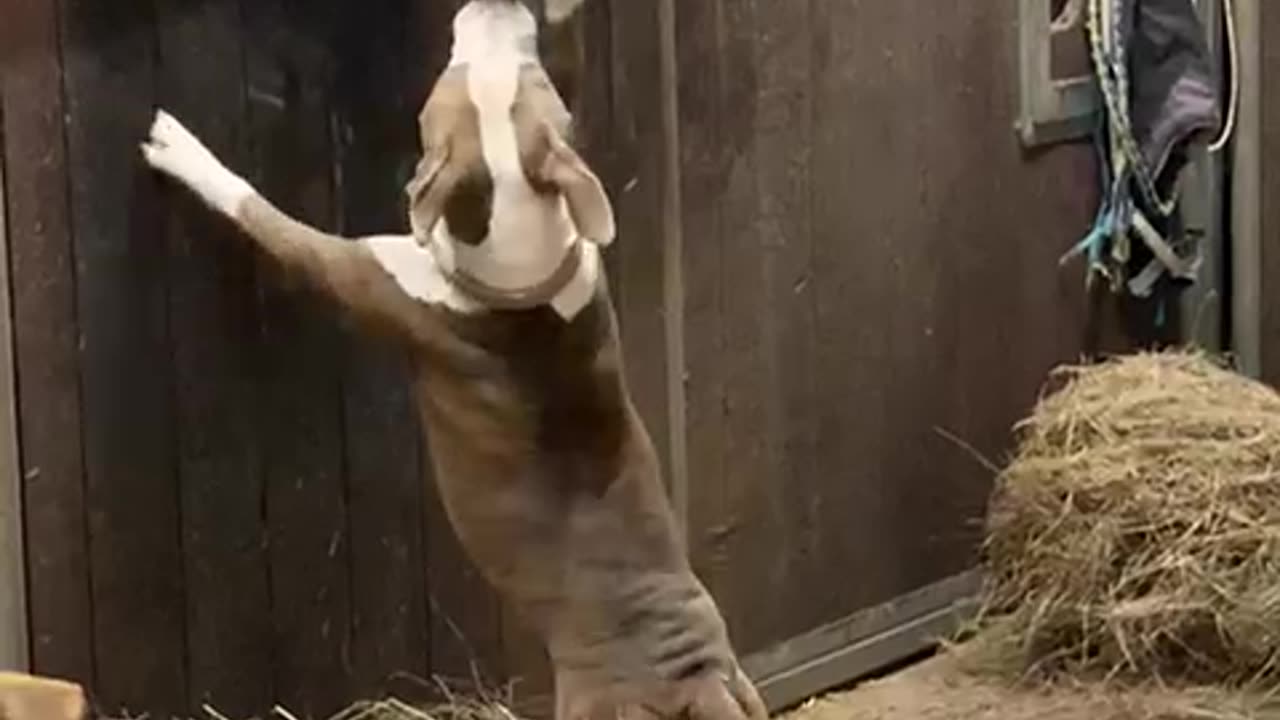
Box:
xmin=141 ymin=109 xmax=253 ymax=216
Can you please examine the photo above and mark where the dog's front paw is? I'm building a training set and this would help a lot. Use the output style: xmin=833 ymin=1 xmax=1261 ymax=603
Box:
xmin=141 ymin=110 xmax=216 ymax=182
xmin=141 ymin=109 xmax=252 ymax=216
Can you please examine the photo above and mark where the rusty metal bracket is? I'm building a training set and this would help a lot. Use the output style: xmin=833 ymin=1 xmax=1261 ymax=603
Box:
xmin=1016 ymin=0 xmax=1101 ymax=147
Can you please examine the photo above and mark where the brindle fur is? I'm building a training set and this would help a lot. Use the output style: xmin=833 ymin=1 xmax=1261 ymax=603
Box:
xmin=143 ymin=3 xmax=767 ymax=719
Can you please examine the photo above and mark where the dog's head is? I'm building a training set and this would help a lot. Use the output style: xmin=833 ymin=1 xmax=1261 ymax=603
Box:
xmin=406 ymin=0 xmax=614 ymax=261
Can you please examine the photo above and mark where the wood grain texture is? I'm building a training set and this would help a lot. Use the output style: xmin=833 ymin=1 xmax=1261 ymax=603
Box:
xmin=1 ymin=0 xmax=93 ymax=681
xmin=608 ymin=0 xmax=673 ymax=486
xmin=710 ymin=0 xmax=783 ymax=653
xmin=1257 ymin=1 xmax=1280 ymax=383
xmin=750 ymin=0 xmax=818 ymax=654
xmin=678 ymin=0 xmax=1103 ymax=655
xmin=333 ymin=0 xmax=431 ymax=698
xmin=0 ymin=55 xmax=29 ymax=675
xmin=2 ymin=0 xmax=94 ymax=686
xmin=675 ymin=0 xmax=729 ymax=626
xmin=59 ymin=0 xmax=187 ymax=712
xmin=154 ymin=0 xmax=274 ymax=713
xmin=240 ymin=1 xmax=352 ymax=715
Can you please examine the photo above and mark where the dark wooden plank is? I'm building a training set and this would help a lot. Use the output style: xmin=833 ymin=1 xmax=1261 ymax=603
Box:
xmin=877 ymin=4 xmax=991 ymax=601
xmin=805 ymin=0 xmax=928 ymax=631
xmin=332 ymin=0 xmax=430 ymax=699
xmin=577 ymin=1 xmax=621 ymax=294
xmin=240 ymin=1 xmax=353 ymax=715
xmin=679 ymin=0 xmax=1107 ymax=658
xmin=675 ymin=0 xmax=795 ymax=655
xmin=608 ymin=0 xmax=673 ymax=487
xmin=656 ymin=0 xmax=688 ymax=533
xmin=709 ymin=0 xmax=785 ymax=654
xmin=674 ymin=0 xmax=730 ymax=619
xmin=152 ymin=0 xmax=274 ymax=714
xmin=806 ymin=0 xmax=965 ymax=628
xmin=0 ymin=55 xmax=29 ymax=675
xmin=1 ymin=0 xmax=94 ymax=686
xmin=1258 ymin=1 xmax=1280 ymax=384
xmin=749 ymin=0 xmax=817 ymax=654
xmin=797 ymin=0 xmax=1100 ymax=642
xmin=1232 ymin=0 xmax=1262 ymax=379
xmin=58 ymin=0 xmax=187 ymax=713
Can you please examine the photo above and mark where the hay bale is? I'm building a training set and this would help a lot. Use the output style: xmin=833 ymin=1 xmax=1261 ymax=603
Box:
xmin=972 ymin=350 xmax=1280 ymax=687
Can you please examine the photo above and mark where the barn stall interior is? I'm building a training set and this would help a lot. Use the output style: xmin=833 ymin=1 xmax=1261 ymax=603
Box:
xmin=0 ymin=0 xmax=1274 ymax=719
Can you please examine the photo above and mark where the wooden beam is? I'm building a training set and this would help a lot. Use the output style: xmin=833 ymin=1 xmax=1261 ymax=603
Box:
xmin=1231 ymin=0 xmax=1262 ymax=377
xmin=741 ymin=570 xmax=981 ymax=713
xmin=657 ymin=0 xmax=688 ymax=537
xmin=0 ymin=97 xmax=31 ymax=672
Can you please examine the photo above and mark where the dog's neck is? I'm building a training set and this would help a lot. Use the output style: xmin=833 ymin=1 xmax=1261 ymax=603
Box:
xmin=429 ymin=222 xmax=597 ymax=316
xmin=366 ymin=232 xmax=601 ymax=321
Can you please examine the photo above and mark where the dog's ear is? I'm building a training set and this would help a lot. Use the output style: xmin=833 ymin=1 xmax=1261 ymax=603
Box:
xmin=405 ymin=143 xmax=452 ymax=243
xmin=538 ymin=122 xmax=615 ymax=245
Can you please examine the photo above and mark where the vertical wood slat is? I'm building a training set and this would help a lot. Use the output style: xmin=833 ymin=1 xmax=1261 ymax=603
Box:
xmin=0 ymin=68 xmax=30 ymax=674
xmin=334 ymin=0 xmax=430 ymax=699
xmin=239 ymin=1 xmax=353 ymax=716
xmin=657 ymin=0 xmax=688 ymax=536
xmin=675 ymin=0 xmax=801 ymax=654
xmin=609 ymin=0 xmax=672 ymax=494
xmin=672 ymin=0 xmax=1102 ymax=660
xmin=748 ymin=0 xmax=817 ymax=654
xmin=674 ymin=0 xmax=729 ymax=629
xmin=2 ymin=0 xmax=94 ymax=687
xmin=153 ymin=0 xmax=275 ymax=714
xmin=1242 ymin=3 xmax=1280 ymax=383
xmin=806 ymin=0 xmax=917 ymax=631
xmin=59 ymin=0 xmax=188 ymax=714
xmin=704 ymin=0 xmax=785 ymax=654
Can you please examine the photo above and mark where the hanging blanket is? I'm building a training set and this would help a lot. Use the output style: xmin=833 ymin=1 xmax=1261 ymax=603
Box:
xmin=1065 ymin=0 xmax=1221 ymax=301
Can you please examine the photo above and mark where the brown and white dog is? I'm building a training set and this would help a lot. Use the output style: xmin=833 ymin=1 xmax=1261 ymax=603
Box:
xmin=140 ymin=2 xmax=766 ymax=720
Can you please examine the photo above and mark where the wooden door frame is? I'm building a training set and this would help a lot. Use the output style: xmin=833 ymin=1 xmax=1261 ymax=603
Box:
xmin=1231 ymin=0 xmax=1263 ymax=378
xmin=0 ymin=94 xmax=30 ymax=672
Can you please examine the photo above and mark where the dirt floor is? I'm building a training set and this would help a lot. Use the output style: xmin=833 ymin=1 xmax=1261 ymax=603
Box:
xmin=783 ymin=653 xmax=1277 ymax=720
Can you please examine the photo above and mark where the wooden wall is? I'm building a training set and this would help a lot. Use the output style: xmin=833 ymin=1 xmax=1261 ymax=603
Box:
xmin=0 ymin=0 xmax=1119 ymax=718
xmin=672 ymin=0 xmax=1104 ymax=656
xmin=2 ymin=0 xmax=521 ymax=717
xmin=1251 ymin=1 xmax=1280 ymax=383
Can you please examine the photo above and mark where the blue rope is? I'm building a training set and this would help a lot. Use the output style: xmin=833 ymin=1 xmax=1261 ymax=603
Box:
xmin=1062 ymin=112 xmax=1117 ymax=274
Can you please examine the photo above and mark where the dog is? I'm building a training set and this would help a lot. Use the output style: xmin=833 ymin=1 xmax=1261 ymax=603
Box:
xmin=141 ymin=2 xmax=766 ymax=720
